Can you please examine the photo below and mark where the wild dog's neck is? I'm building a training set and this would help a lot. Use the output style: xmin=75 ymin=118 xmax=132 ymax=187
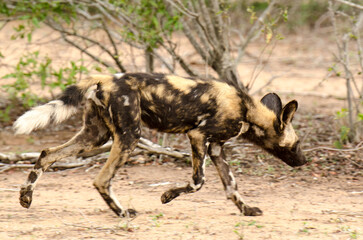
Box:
xmin=238 ymin=96 xmax=277 ymax=138
xmin=248 ymin=98 xmax=276 ymax=128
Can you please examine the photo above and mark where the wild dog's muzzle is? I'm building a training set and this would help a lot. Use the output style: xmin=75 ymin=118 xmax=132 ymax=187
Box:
xmin=269 ymin=141 xmax=307 ymax=167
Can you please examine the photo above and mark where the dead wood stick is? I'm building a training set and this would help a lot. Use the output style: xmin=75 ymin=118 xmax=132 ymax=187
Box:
xmin=0 ymin=137 xmax=190 ymax=163
xmin=304 ymin=141 xmax=363 ymax=152
xmin=0 ymin=161 xmax=94 ymax=173
xmin=0 ymin=152 xmax=40 ymax=163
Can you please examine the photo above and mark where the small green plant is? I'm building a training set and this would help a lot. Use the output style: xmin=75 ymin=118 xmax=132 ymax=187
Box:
xmin=234 ymin=220 xmax=264 ymax=238
xmin=334 ymin=108 xmax=350 ymax=148
xmin=299 ymin=221 xmax=315 ymax=234
xmin=0 ymin=105 xmax=12 ymax=122
xmin=234 ymin=222 xmax=245 ymax=240
xmin=1 ymin=51 xmax=88 ymax=109
xmin=334 ymin=107 xmax=363 ymax=147
xmin=150 ymin=212 xmax=164 ymax=227
xmin=338 ymin=225 xmax=359 ymax=239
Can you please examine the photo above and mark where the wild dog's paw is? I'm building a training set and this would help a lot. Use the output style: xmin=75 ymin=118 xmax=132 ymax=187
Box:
xmin=161 ymin=190 xmax=180 ymax=204
xmin=19 ymin=186 xmax=33 ymax=209
xmin=121 ymin=208 xmax=138 ymax=218
xmin=242 ymin=205 xmax=263 ymax=216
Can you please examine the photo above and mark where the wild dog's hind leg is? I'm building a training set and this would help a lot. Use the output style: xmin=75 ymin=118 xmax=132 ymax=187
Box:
xmin=208 ymin=142 xmax=262 ymax=216
xmin=161 ymin=129 xmax=207 ymax=204
xmin=93 ymin=134 xmax=139 ymax=217
xmin=20 ymin=101 xmax=111 ymax=209
xmin=93 ymin=89 xmax=141 ymax=217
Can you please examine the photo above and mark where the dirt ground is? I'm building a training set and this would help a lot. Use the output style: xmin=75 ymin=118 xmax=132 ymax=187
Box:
xmin=0 ymin=163 xmax=362 ymax=240
xmin=1 ymin=22 xmax=363 ymax=240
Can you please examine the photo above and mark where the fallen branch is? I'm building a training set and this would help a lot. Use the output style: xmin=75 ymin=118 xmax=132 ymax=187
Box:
xmin=0 ymin=138 xmax=190 ymax=166
xmin=0 ymin=160 xmax=93 ymax=173
xmin=0 ymin=152 xmax=40 ymax=163
xmin=333 ymin=0 xmax=363 ymax=10
xmin=304 ymin=141 xmax=363 ymax=152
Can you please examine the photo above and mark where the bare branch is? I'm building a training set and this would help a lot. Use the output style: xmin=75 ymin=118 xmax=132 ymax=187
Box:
xmin=165 ymin=0 xmax=198 ymax=17
xmin=235 ymin=0 xmax=277 ymax=65
xmin=101 ymin=20 xmax=127 ymax=72
xmin=0 ymin=137 xmax=190 ymax=165
xmin=160 ymin=40 xmax=200 ymax=77
xmin=333 ymin=0 xmax=363 ymax=10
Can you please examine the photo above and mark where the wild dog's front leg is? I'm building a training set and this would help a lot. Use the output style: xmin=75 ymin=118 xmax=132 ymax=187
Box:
xmin=161 ymin=129 xmax=207 ymax=204
xmin=93 ymin=135 xmax=139 ymax=218
xmin=208 ymin=143 xmax=263 ymax=216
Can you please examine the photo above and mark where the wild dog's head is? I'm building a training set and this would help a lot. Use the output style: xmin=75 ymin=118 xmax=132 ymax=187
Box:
xmin=245 ymin=93 xmax=307 ymax=167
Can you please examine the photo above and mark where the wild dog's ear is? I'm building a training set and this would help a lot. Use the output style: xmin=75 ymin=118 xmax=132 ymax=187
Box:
xmin=280 ymin=100 xmax=298 ymax=125
xmin=261 ymin=93 xmax=282 ymax=117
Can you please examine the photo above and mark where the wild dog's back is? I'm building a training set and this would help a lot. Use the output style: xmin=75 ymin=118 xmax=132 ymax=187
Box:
xmin=114 ymin=73 xmax=248 ymax=138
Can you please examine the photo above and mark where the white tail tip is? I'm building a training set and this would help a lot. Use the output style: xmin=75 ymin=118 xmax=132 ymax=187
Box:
xmin=13 ymin=100 xmax=77 ymax=135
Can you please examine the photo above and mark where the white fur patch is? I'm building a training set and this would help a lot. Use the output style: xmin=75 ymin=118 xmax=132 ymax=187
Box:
xmin=86 ymin=86 xmax=104 ymax=107
xmin=236 ymin=121 xmax=250 ymax=137
xmin=210 ymin=144 xmax=221 ymax=157
xmin=13 ymin=100 xmax=77 ymax=135
xmin=122 ymin=95 xmax=130 ymax=106
xmin=109 ymin=187 xmax=125 ymax=214
xmin=114 ymin=73 xmax=125 ymax=79
xmin=199 ymin=119 xmax=207 ymax=127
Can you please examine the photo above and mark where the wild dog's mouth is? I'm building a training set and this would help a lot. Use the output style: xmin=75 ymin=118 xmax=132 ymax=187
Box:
xmin=267 ymin=142 xmax=307 ymax=167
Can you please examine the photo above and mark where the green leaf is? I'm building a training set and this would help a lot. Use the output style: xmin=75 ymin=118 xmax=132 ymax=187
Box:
xmin=333 ymin=141 xmax=343 ymax=149
xmin=283 ymin=9 xmax=288 ymax=22
xmin=27 ymin=33 xmax=32 ymax=42
xmin=32 ymin=17 xmax=40 ymax=28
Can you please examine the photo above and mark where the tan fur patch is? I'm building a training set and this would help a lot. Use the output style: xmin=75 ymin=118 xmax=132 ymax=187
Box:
xmin=154 ymin=84 xmax=166 ymax=98
xmin=141 ymin=84 xmax=175 ymax=104
xmin=211 ymin=81 xmax=241 ymax=121
xmin=78 ymin=75 xmax=113 ymax=90
xmin=78 ymin=75 xmax=115 ymax=105
xmin=188 ymin=129 xmax=206 ymax=164
xmin=247 ymin=99 xmax=276 ymax=130
xmin=140 ymin=87 xmax=153 ymax=102
xmin=167 ymin=75 xmax=197 ymax=94
xmin=252 ymin=125 xmax=265 ymax=137
xmin=279 ymin=123 xmax=298 ymax=147
xmin=200 ymin=93 xmax=210 ymax=103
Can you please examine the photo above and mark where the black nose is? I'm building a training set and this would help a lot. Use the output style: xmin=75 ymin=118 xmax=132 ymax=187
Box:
xmin=283 ymin=147 xmax=307 ymax=167
xmin=288 ymin=155 xmax=307 ymax=167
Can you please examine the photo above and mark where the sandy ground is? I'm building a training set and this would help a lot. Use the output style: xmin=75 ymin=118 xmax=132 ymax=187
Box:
xmin=1 ymin=164 xmax=362 ymax=240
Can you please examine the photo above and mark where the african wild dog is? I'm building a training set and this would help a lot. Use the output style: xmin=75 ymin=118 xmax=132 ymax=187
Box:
xmin=14 ymin=73 xmax=306 ymax=217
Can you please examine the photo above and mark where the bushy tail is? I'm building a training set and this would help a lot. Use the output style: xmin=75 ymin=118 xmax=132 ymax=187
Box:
xmin=13 ymin=74 xmax=115 ymax=135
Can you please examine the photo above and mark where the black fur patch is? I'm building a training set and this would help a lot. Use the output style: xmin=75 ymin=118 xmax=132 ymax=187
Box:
xmin=261 ymin=93 xmax=282 ymax=117
xmin=28 ymin=171 xmax=37 ymax=183
xmin=59 ymin=85 xmax=83 ymax=106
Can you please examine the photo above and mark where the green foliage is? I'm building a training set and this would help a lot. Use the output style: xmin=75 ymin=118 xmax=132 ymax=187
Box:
xmin=1 ymin=51 xmax=88 ymax=108
xmin=117 ymin=0 xmax=182 ymax=48
xmin=3 ymin=1 xmax=78 ymax=42
xmin=333 ymin=107 xmax=363 ymax=147
xmin=334 ymin=108 xmax=350 ymax=148
xmin=286 ymin=0 xmax=328 ymax=30
xmin=0 ymin=105 xmax=12 ymax=122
